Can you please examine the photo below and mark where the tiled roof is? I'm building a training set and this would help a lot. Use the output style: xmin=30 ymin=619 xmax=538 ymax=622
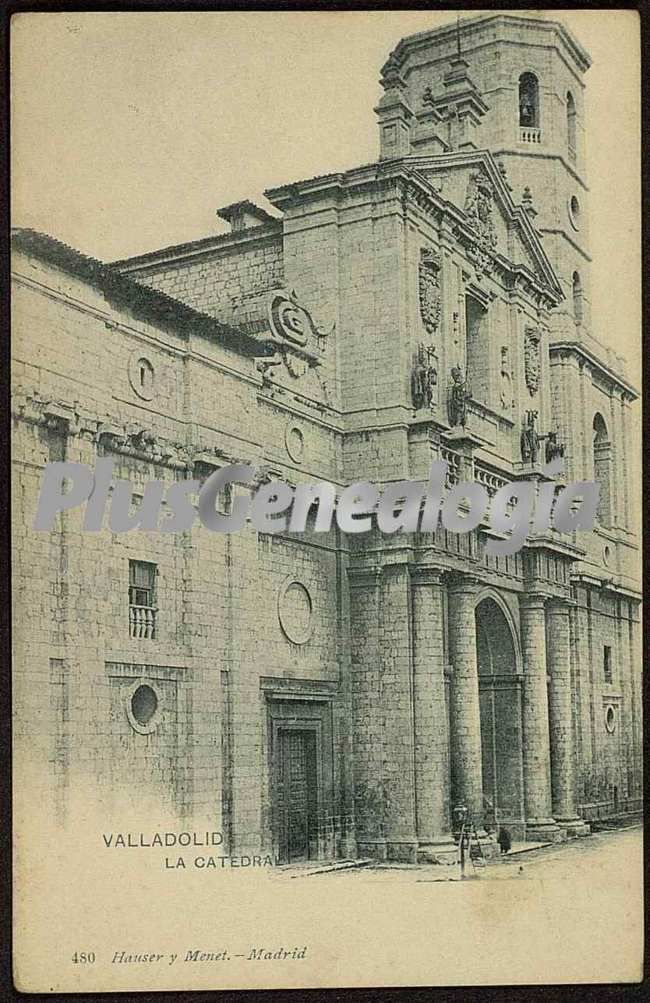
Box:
xmin=111 ymin=219 xmax=282 ymax=269
xmin=11 ymin=228 xmax=273 ymax=358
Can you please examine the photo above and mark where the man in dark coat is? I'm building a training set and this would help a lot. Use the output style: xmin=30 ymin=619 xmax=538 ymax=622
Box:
xmin=497 ymin=826 xmax=512 ymax=854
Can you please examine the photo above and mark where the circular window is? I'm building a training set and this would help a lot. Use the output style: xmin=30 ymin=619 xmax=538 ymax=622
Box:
xmin=568 ymin=195 xmax=581 ymax=231
xmin=128 ymin=351 xmax=156 ymax=401
xmin=285 ymin=423 xmax=305 ymax=464
xmin=278 ymin=579 xmax=313 ymax=644
xmin=605 ymin=705 xmax=616 ymax=734
xmin=126 ymin=681 xmax=161 ymax=734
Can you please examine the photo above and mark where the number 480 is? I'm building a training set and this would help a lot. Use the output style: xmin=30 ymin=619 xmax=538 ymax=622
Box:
xmin=72 ymin=952 xmax=95 ymax=964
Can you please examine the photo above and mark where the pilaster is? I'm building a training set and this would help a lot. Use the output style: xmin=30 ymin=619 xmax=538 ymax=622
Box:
xmin=348 ymin=568 xmax=386 ymax=860
xmin=546 ymin=600 xmax=590 ymax=836
xmin=411 ymin=567 xmax=456 ymax=863
xmin=519 ymin=594 xmax=561 ymax=841
xmin=447 ymin=574 xmax=484 ymax=829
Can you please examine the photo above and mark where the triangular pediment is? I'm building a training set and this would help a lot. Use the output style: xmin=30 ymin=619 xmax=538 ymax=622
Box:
xmin=405 ymin=151 xmax=563 ymax=301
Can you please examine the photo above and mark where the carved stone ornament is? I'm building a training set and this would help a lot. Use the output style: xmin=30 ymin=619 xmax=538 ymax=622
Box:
xmin=262 ymin=288 xmax=333 ymax=383
xmin=463 ymin=170 xmax=498 ymax=274
xmin=523 ymin=325 xmax=542 ymax=395
xmin=520 ymin=409 xmax=540 ymax=464
xmin=411 ymin=342 xmax=438 ymax=410
xmin=418 ymin=247 xmax=442 ymax=335
xmin=268 ymin=288 xmax=331 ymax=351
xmin=499 ymin=345 xmax=514 ymax=411
xmin=447 ymin=366 xmax=471 ymax=428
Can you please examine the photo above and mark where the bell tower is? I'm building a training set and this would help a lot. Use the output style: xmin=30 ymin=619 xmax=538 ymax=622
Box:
xmin=377 ymin=13 xmax=592 ymax=341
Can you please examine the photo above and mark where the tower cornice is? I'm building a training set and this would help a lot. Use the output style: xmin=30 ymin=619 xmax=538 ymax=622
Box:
xmin=382 ymin=13 xmax=592 ymax=79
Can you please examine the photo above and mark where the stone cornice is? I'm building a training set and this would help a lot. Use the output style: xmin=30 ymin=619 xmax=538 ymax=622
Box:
xmin=11 ymin=389 xmax=262 ymax=473
xmin=267 ymin=152 xmax=562 ymax=307
xmin=445 ymin=571 xmax=482 ymax=593
xmin=523 ymin=536 xmax=585 ymax=561
xmin=549 ymin=341 xmax=638 ymax=400
xmin=410 ymin=565 xmax=445 ymax=587
xmin=383 ymin=14 xmax=591 ymax=78
xmin=491 ymin=148 xmax=589 ymax=192
xmin=408 ymin=149 xmax=563 ymax=301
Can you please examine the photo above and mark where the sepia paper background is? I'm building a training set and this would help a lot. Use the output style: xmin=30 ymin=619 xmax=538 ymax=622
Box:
xmin=11 ymin=8 xmax=642 ymax=991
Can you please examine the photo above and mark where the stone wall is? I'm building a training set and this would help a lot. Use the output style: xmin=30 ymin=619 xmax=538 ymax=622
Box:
xmin=130 ymin=228 xmax=285 ymax=328
xmin=12 ymin=249 xmax=351 ymax=854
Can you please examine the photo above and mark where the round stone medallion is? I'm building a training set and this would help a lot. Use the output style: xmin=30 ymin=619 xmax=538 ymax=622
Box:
xmin=278 ymin=579 xmax=313 ymax=644
xmin=285 ymin=423 xmax=305 ymax=464
xmin=568 ymin=194 xmax=581 ymax=232
xmin=128 ymin=350 xmax=156 ymax=401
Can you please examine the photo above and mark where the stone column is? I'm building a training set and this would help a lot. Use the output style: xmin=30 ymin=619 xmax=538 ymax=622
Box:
xmin=411 ymin=568 xmax=456 ymax=863
xmin=447 ymin=575 xmax=484 ymax=829
xmin=348 ymin=568 xmax=386 ymax=860
xmin=546 ymin=601 xmax=589 ymax=836
xmin=379 ymin=562 xmax=417 ymax=862
xmin=520 ymin=594 xmax=560 ymax=840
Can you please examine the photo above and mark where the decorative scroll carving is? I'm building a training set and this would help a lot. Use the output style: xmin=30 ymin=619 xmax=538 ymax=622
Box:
xmin=418 ymin=247 xmax=442 ymax=335
xmin=411 ymin=343 xmax=438 ymax=409
xmin=523 ymin=325 xmax=542 ymax=395
xmin=462 ymin=170 xmax=498 ymax=274
xmin=260 ymin=288 xmax=333 ymax=384
xmin=268 ymin=288 xmax=331 ymax=351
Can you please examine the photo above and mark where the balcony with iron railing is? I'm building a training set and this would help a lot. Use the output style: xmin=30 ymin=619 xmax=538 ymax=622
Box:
xmin=519 ymin=127 xmax=541 ymax=144
xmin=129 ymin=604 xmax=157 ymax=639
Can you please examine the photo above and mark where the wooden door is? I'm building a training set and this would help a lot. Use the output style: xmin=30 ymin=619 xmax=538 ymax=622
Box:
xmin=276 ymin=729 xmax=318 ymax=863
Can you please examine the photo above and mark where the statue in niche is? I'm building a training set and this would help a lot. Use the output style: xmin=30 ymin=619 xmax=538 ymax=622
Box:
xmin=411 ymin=343 xmax=438 ymax=410
xmin=500 ymin=346 xmax=514 ymax=411
xmin=545 ymin=431 xmax=565 ymax=464
xmin=448 ymin=366 xmax=472 ymax=427
xmin=520 ymin=410 xmax=541 ymax=464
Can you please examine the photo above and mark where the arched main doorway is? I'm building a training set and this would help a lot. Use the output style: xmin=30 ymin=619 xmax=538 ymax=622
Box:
xmin=475 ymin=597 xmax=524 ymax=831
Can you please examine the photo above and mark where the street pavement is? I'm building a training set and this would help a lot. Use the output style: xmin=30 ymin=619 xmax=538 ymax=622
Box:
xmin=294 ymin=823 xmax=642 ymax=883
xmin=282 ymin=825 xmax=643 ymax=984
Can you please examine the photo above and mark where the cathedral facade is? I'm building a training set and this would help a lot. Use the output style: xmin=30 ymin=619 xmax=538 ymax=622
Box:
xmin=12 ymin=13 xmax=641 ymax=864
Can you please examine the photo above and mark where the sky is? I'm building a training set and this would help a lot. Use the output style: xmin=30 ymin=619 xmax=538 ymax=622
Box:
xmin=11 ymin=8 xmax=641 ymax=372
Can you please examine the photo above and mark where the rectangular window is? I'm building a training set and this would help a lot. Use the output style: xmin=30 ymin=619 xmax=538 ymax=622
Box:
xmin=603 ymin=645 xmax=612 ymax=684
xmin=129 ymin=560 xmax=157 ymax=639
